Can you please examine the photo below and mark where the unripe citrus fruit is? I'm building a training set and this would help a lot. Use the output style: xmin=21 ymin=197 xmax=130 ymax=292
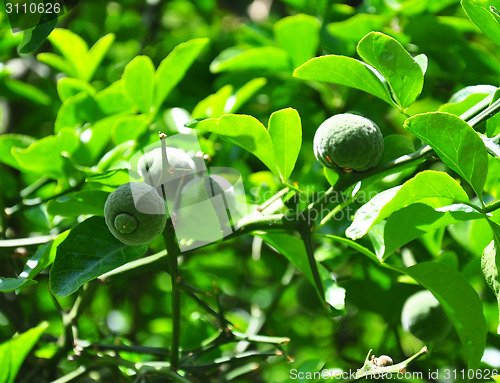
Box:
xmin=313 ymin=113 xmax=384 ymax=172
xmin=104 ymin=182 xmax=167 ymax=246
xmin=401 ymin=290 xmax=451 ymax=342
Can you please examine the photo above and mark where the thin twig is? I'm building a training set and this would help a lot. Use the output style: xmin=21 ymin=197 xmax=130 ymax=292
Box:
xmin=160 ymin=134 xmax=182 ymax=371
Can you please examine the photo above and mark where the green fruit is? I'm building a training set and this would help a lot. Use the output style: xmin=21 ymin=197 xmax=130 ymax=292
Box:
xmin=313 ymin=113 xmax=384 ymax=172
xmin=104 ymin=182 xmax=167 ymax=246
xmin=401 ymin=290 xmax=451 ymax=342
xmin=138 ymin=147 xmax=197 ymax=199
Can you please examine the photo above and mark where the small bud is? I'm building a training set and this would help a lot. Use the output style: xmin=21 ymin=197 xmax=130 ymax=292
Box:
xmin=375 ymin=355 xmax=393 ymax=367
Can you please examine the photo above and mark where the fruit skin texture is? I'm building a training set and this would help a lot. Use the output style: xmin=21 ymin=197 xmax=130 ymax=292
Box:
xmin=138 ymin=147 xmax=197 ymax=199
xmin=401 ymin=290 xmax=452 ymax=342
xmin=313 ymin=113 xmax=384 ymax=172
xmin=104 ymin=182 xmax=167 ymax=246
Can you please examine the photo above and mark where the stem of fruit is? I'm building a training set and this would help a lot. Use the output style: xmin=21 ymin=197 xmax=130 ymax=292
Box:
xmin=159 ymin=133 xmax=181 ymax=371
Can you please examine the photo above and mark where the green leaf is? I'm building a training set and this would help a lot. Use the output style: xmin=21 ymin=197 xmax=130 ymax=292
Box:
xmin=318 ymin=234 xmax=380 ymax=263
xmin=380 ymin=203 xmax=484 ymax=258
xmin=259 ymin=233 xmax=313 ymax=284
xmin=323 ymin=168 xmax=340 ymax=187
xmin=0 ymin=134 xmax=35 ymax=170
xmin=122 ymin=56 xmax=156 ymax=114
xmin=19 ymin=15 xmax=58 ymax=54
xmin=191 ymin=85 xmax=233 ymax=119
xmin=268 ymin=108 xmax=302 ymax=182
xmin=154 ymin=38 xmax=209 ymax=109
xmin=259 ymin=233 xmax=345 ymax=316
xmin=55 ymin=92 xmax=103 ymax=133
xmin=50 ymin=216 xmax=147 ymax=297
xmin=405 ymin=112 xmax=488 ymax=199
xmin=97 ymin=141 xmax=137 ymax=171
xmin=0 ymin=278 xmax=37 ymax=293
xmin=95 ymin=80 xmax=134 ymax=115
xmin=481 ymin=239 xmax=500 ymax=334
xmin=188 ymin=114 xmax=279 ymax=177
xmin=0 ymin=232 xmax=69 ymax=293
xmin=0 ymin=322 xmax=49 ymax=383
xmin=21 ymin=232 xmax=69 ymax=280
xmin=293 ymin=55 xmax=396 ymax=107
xmin=462 ymin=0 xmax=500 ymax=46
xmin=57 ymin=77 xmax=95 ymax=102
xmin=321 ymin=268 xmax=346 ymax=316
xmin=228 ymin=77 xmax=267 ymax=114
xmin=11 ymin=130 xmax=79 ymax=179
xmin=274 ymin=14 xmax=320 ymax=68
xmin=439 ymin=93 xmax=492 ymax=116
xmin=36 ymin=52 xmax=73 ymax=75
xmin=448 ymin=84 xmax=497 ymax=104
xmin=487 ymin=219 xmax=500 ymax=273
xmin=111 ymin=114 xmax=149 ymax=145
xmin=85 ymin=169 xmax=131 ymax=187
xmin=210 ymin=47 xmax=291 ymax=73
xmin=379 ymin=134 xmax=415 ymax=164
xmin=83 ymin=33 xmax=115 ymax=82
xmin=47 ymin=190 xmax=109 ymax=217
xmin=4 ymin=79 xmax=51 ymax=105
xmin=79 ymin=115 xmax=123 ymax=164
xmin=48 ymin=28 xmax=89 ymax=80
xmin=414 ymin=53 xmax=428 ymax=75
xmin=357 ymin=32 xmax=424 ymax=110
xmin=326 ymin=14 xmax=386 ymax=51
xmin=346 ymin=171 xmax=470 ymax=240
xmin=397 ymin=262 xmax=487 ymax=369
xmin=448 ymin=217 xmax=493 ymax=257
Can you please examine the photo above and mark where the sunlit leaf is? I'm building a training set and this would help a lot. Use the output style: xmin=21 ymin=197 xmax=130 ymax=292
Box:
xmin=154 ymin=38 xmax=209 ymax=109
xmin=211 ymin=46 xmax=290 ymax=73
xmin=0 ymin=322 xmax=49 ymax=383
xmin=357 ymin=32 xmax=424 ymax=109
xmin=294 ymin=55 xmax=396 ymax=107
xmin=187 ymin=114 xmax=279 ymax=177
xmin=274 ymin=14 xmax=320 ymax=68
xmin=268 ymin=108 xmax=302 ymax=182
xmin=122 ymin=56 xmax=156 ymax=114
xmin=405 ymin=112 xmax=488 ymax=199
xmin=346 ymin=171 xmax=470 ymax=239
xmin=462 ymin=0 xmax=500 ymax=46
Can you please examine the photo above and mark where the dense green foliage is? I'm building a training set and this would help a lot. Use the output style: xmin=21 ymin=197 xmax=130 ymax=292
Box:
xmin=1 ymin=0 xmax=500 ymax=382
